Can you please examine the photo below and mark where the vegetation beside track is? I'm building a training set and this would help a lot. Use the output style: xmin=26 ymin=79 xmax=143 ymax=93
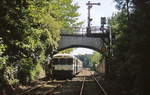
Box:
xmin=0 ymin=0 xmax=81 ymax=94
xmin=105 ymin=0 xmax=150 ymax=94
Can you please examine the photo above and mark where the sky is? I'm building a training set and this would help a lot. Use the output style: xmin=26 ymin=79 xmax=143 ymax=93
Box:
xmin=70 ymin=0 xmax=118 ymax=55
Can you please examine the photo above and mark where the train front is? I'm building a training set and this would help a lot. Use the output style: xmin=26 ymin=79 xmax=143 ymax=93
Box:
xmin=52 ymin=54 xmax=74 ymax=80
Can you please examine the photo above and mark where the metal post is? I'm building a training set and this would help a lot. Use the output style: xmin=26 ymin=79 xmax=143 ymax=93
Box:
xmin=109 ymin=26 xmax=113 ymax=56
xmin=86 ymin=1 xmax=100 ymax=35
xmin=87 ymin=1 xmax=92 ymax=35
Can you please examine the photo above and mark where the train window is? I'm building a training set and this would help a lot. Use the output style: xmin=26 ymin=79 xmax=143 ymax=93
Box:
xmin=53 ymin=58 xmax=73 ymax=65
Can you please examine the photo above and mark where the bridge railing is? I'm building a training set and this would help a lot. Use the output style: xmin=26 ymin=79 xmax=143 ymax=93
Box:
xmin=61 ymin=26 xmax=109 ymax=35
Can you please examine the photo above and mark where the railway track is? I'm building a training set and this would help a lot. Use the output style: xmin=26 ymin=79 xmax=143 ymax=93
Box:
xmin=79 ymin=76 xmax=86 ymax=95
xmin=19 ymin=80 xmax=68 ymax=95
xmin=79 ymin=70 xmax=108 ymax=95
xmin=18 ymin=69 xmax=106 ymax=95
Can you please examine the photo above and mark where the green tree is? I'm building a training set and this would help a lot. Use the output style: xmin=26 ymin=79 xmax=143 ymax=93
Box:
xmin=90 ymin=52 xmax=102 ymax=65
xmin=107 ymin=0 xmax=150 ymax=94
xmin=49 ymin=0 xmax=81 ymax=34
xmin=0 ymin=0 xmax=80 ymax=89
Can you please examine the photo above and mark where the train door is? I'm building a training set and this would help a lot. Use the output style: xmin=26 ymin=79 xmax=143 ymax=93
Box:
xmin=74 ymin=59 xmax=76 ymax=74
xmin=76 ymin=60 xmax=78 ymax=73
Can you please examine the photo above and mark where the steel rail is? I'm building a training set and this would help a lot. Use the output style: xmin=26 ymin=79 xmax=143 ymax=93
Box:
xmin=19 ymin=82 xmax=46 ymax=95
xmin=43 ymin=80 xmax=68 ymax=95
xmin=79 ymin=76 xmax=86 ymax=95
xmin=43 ymin=84 xmax=62 ymax=95
xmin=19 ymin=80 xmax=67 ymax=95
xmin=89 ymin=71 xmax=108 ymax=95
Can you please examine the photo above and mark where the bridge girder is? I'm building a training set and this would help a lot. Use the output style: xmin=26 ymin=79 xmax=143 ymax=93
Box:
xmin=57 ymin=34 xmax=109 ymax=53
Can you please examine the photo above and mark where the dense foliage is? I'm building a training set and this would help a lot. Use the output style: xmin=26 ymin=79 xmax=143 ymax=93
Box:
xmin=107 ymin=0 xmax=150 ymax=94
xmin=0 ymin=0 xmax=80 ymax=92
xmin=76 ymin=52 xmax=102 ymax=69
xmin=90 ymin=52 xmax=102 ymax=65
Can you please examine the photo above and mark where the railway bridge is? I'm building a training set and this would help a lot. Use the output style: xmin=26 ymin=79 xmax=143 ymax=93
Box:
xmin=58 ymin=34 xmax=108 ymax=53
xmin=57 ymin=26 xmax=112 ymax=54
xmin=56 ymin=26 xmax=113 ymax=74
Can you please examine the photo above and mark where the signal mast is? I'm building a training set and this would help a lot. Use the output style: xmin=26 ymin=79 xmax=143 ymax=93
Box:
xmin=86 ymin=1 xmax=100 ymax=35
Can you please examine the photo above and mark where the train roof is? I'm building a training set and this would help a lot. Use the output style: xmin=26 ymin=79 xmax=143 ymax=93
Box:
xmin=53 ymin=54 xmax=83 ymax=65
xmin=53 ymin=54 xmax=76 ymax=59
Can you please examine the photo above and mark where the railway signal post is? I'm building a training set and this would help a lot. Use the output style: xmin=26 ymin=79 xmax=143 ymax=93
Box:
xmin=86 ymin=1 xmax=100 ymax=35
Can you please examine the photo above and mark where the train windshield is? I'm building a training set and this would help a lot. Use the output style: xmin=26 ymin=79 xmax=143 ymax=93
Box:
xmin=53 ymin=58 xmax=73 ymax=65
xmin=52 ymin=58 xmax=73 ymax=70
